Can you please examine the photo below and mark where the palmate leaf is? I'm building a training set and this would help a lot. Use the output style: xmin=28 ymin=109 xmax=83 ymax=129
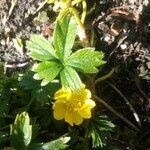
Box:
xmin=66 ymin=48 xmax=105 ymax=73
xmin=60 ymin=66 xmax=82 ymax=90
xmin=53 ymin=16 xmax=77 ymax=60
xmin=32 ymin=61 xmax=63 ymax=86
xmin=26 ymin=16 xmax=106 ymax=90
xmin=26 ymin=34 xmax=57 ymax=61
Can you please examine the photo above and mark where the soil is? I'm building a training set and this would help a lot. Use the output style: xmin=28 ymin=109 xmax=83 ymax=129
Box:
xmin=93 ymin=0 xmax=150 ymax=109
xmin=0 ymin=0 xmax=54 ymax=70
xmin=94 ymin=0 xmax=150 ymax=79
xmin=93 ymin=0 xmax=150 ymax=149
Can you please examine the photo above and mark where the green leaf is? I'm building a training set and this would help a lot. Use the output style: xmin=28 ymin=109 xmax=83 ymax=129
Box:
xmin=19 ymin=71 xmax=60 ymax=102
xmin=53 ymin=16 xmax=77 ymax=59
xmin=26 ymin=16 xmax=105 ymax=91
xmin=66 ymin=48 xmax=106 ymax=73
xmin=26 ymin=34 xmax=57 ymax=61
xmin=86 ymin=116 xmax=115 ymax=148
xmin=32 ymin=61 xmax=63 ymax=86
xmin=60 ymin=66 xmax=82 ymax=90
xmin=41 ymin=137 xmax=70 ymax=150
xmin=19 ymin=71 xmax=40 ymax=90
xmin=10 ymin=112 xmax=32 ymax=150
xmin=0 ymin=132 xmax=9 ymax=144
xmin=29 ymin=137 xmax=70 ymax=150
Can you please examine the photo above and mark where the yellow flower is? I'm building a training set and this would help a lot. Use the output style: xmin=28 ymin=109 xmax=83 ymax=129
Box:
xmin=53 ymin=85 xmax=96 ymax=126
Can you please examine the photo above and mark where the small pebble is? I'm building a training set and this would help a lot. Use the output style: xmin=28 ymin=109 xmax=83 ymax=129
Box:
xmin=143 ymin=0 xmax=149 ymax=6
xmin=1 ymin=40 xmax=6 ymax=45
xmin=104 ymin=36 xmax=111 ymax=42
xmin=120 ymin=44 xmax=127 ymax=50
xmin=129 ymin=0 xmax=136 ymax=4
xmin=36 ymin=26 xmax=41 ymax=31
xmin=146 ymin=62 xmax=150 ymax=69
xmin=138 ymin=5 xmax=143 ymax=14
xmin=5 ymin=27 xmax=11 ymax=33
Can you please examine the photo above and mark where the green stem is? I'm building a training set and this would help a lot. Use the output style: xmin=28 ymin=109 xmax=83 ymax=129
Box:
xmin=25 ymin=98 xmax=34 ymax=111
xmin=69 ymin=7 xmax=85 ymax=30
xmin=57 ymin=8 xmax=70 ymax=20
xmin=72 ymin=0 xmax=82 ymax=5
xmin=81 ymin=0 xmax=87 ymax=23
xmin=70 ymin=7 xmax=89 ymax=46
xmin=87 ymin=4 xmax=96 ymax=16
xmin=95 ymin=68 xmax=115 ymax=84
xmin=57 ymin=7 xmax=85 ymax=30
xmin=57 ymin=6 xmax=88 ymax=46
xmin=90 ymin=30 xmax=94 ymax=46
xmin=63 ymin=0 xmax=72 ymax=8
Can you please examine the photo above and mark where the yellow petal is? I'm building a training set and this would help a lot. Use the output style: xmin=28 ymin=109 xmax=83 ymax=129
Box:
xmin=72 ymin=88 xmax=91 ymax=102
xmin=73 ymin=113 xmax=83 ymax=125
xmin=54 ymin=88 xmax=71 ymax=101
xmin=79 ymin=107 xmax=91 ymax=119
xmin=65 ymin=111 xmax=74 ymax=126
xmin=83 ymin=89 xmax=91 ymax=99
xmin=65 ymin=111 xmax=83 ymax=126
xmin=53 ymin=101 xmax=66 ymax=120
xmin=81 ymin=84 xmax=91 ymax=99
xmin=85 ymin=99 xmax=96 ymax=108
xmin=78 ymin=99 xmax=95 ymax=119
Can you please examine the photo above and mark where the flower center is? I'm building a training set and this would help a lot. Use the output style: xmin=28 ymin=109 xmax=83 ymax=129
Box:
xmin=65 ymin=100 xmax=82 ymax=112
